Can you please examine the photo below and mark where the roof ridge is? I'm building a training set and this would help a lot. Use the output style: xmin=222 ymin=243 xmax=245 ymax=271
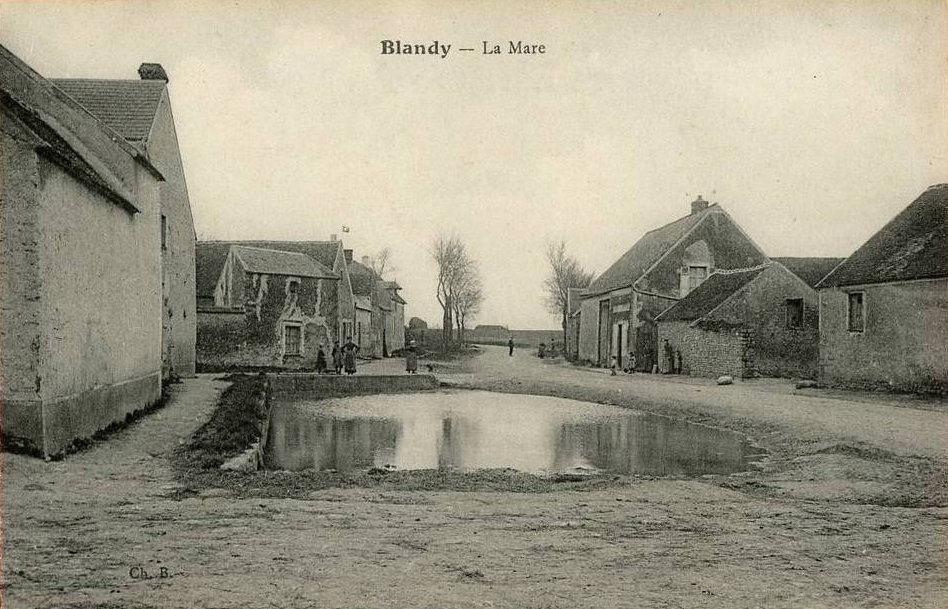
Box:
xmin=713 ymin=263 xmax=770 ymax=275
xmin=642 ymin=203 xmax=719 ymax=235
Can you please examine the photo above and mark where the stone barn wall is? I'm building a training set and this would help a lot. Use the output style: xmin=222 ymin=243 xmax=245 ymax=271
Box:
xmin=657 ymin=321 xmax=750 ymax=379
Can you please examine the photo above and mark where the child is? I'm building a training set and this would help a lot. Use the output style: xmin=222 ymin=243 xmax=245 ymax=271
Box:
xmin=610 ymin=354 xmax=618 ymax=376
xmin=627 ymin=352 xmax=636 ymax=374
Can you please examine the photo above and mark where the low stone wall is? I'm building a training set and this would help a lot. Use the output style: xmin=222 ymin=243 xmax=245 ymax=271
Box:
xmin=270 ymin=373 xmax=439 ymax=396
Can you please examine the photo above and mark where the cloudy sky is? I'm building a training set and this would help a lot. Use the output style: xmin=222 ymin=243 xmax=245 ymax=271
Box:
xmin=2 ymin=0 xmax=945 ymax=329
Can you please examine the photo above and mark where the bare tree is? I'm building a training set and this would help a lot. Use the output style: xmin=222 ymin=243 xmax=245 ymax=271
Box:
xmin=543 ymin=239 xmax=595 ymax=351
xmin=367 ymin=247 xmax=395 ymax=279
xmin=430 ymin=234 xmax=469 ymax=348
xmin=452 ymin=261 xmax=483 ymax=345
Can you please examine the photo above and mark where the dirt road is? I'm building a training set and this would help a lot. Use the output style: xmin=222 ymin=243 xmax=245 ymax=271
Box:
xmin=2 ymin=352 xmax=947 ymax=608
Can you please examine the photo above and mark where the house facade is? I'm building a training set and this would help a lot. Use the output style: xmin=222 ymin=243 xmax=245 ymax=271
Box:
xmin=656 ymin=262 xmax=820 ymax=379
xmin=196 ymin=237 xmax=358 ymax=362
xmin=578 ymin=196 xmax=769 ymax=371
xmin=817 ymin=184 xmax=948 ymax=394
xmin=1 ymin=46 xmax=164 ymax=456
xmin=54 ymin=65 xmax=197 ymax=378
xmin=196 ymin=245 xmax=338 ymax=368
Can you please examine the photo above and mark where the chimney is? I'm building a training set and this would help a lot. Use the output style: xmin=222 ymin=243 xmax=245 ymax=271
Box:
xmin=138 ymin=63 xmax=169 ymax=83
xmin=691 ymin=195 xmax=709 ymax=215
xmin=330 ymin=233 xmax=338 ymax=242
xmin=362 ymin=255 xmax=371 ymax=266
xmin=344 ymin=249 xmax=353 ymax=263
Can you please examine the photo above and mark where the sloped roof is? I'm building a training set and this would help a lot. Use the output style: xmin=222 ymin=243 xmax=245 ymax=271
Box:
xmin=656 ymin=266 xmax=766 ymax=322
xmin=772 ymin=257 xmax=845 ymax=288
xmin=347 ymin=260 xmax=378 ymax=296
xmin=52 ymin=79 xmax=165 ymax=143
xmin=196 ymin=240 xmax=344 ymax=298
xmin=1 ymin=90 xmax=139 ymax=213
xmin=585 ymin=206 xmax=714 ymax=296
xmin=354 ymin=296 xmax=373 ymax=311
xmin=819 ymin=184 xmax=948 ymax=288
xmin=195 ymin=242 xmax=232 ymax=298
xmin=232 ymin=245 xmax=335 ymax=279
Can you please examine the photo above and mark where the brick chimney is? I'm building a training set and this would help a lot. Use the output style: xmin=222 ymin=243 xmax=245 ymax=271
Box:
xmin=330 ymin=233 xmax=338 ymax=242
xmin=362 ymin=255 xmax=371 ymax=266
xmin=138 ymin=63 xmax=169 ymax=83
xmin=344 ymin=249 xmax=353 ymax=263
xmin=691 ymin=195 xmax=709 ymax=215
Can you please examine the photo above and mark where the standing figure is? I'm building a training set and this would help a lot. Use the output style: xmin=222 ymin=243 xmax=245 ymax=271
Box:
xmin=508 ymin=337 xmax=514 ymax=356
xmin=332 ymin=340 xmax=343 ymax=374
xmin=343 ymin=336 xmax=359 ymax=375
xmin=549 ymin=338 xmax=556 ymax=356
xmin=676 ymin=350 xmax=683 ymax=375
xmin=538 ymin=342 xmax=546 ymax=358
xmin=663 ymin=339 xmax=675 ymax=374
xmin=405 ymin=340 xmax=418 ymax=374
xmin=610 ymin=354 xmax=618 ymax=376
xmin=315 ymin=344 xmax=327 ymax=374
xmin=627 ymin=352 xmax=637 ymax=374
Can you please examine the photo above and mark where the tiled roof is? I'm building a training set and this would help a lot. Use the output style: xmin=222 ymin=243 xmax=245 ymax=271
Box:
xmin=195 ymin=242 xmax=232 ymax=299
xmin=1 ymin=90 xmax=139 ymax=213
xmin=585 ymin=206 xmax=715 ymax=296
xmin=818 ymin=184 xmax=948 ymax=288
xmin=232 ymin=245 xmax=335 ymax=279
xmin=771 ymin=257 xmax=845 ymax=288
xmin=656 ymin=266 xmax=767 ymax=322
xmin=196 ymin=240 xmax=344 ymax=298
xmin=51 ymin=79 xmax=165 ymax=142
xmin=347 ymin=260 xmax=379 ymax=296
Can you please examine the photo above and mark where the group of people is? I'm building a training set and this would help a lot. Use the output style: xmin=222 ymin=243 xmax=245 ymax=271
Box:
xmin=314 ymin=338 xmax=360 ymax=375
xmin=663 ymin=338 xmax=684 ymax=374
xmin=537 ymin=338 xmax=558 ymax=358
xmin=311 ymin=337 xmax=422 ymax=375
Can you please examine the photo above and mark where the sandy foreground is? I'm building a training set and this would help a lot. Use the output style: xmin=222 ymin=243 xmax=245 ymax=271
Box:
xmin=2 ymin=346 xmax=946 ymax=609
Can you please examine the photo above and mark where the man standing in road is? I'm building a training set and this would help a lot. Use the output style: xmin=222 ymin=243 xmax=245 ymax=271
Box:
xmin=508 ymin=337 xmax=514 ymax=356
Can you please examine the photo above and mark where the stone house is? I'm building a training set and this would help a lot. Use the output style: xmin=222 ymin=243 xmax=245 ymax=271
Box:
xmin=817 ymin=184 xmax=948 ymax=394
xmin=578 ymin=196 xmax=769 ymax=371
xmin=196 ymin=245 xmax=338 ymax=368
xmin=655 ymin=262 xmax=820 ymax=379
xmin=382 ymin=280 xmax=407 ymax=352
xmin=1 ymin=45 xmax=165 ymax=456
xmin=53 ymin=63 xmax=197 ymax=378
xmin=344 ymin=255 xmax=407 ymax=357
xmin=196 ymin=237 xmax=356 ymax=345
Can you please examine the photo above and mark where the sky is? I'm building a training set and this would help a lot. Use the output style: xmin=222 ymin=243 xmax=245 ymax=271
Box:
xmin=2 ymin=0 xmax=946 ymax=329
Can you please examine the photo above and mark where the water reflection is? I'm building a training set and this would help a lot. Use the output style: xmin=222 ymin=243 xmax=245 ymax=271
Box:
xmin=265 ymin=390 xmax=755 ymax=475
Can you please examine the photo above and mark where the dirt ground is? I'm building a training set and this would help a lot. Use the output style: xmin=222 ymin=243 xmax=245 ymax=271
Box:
xmin=2 ymin=345 xmax=947 ymax=608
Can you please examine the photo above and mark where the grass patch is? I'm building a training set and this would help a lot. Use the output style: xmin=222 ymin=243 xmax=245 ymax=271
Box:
xmin=174 ymin=373 xmax=269 ymax=471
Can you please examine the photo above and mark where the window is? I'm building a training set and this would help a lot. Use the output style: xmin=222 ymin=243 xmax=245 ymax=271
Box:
xmin=847 ymin=292 xmax=865 ymax=333
xmin=284 ymin=325 xmax=302 ymax=355
xmin=786 ymin=298 xmax=804 ymax=328
xmin=288 ymin=279 xmax=299 ymax=296
xmin=160 ymin=214 xmax=168 ymax=251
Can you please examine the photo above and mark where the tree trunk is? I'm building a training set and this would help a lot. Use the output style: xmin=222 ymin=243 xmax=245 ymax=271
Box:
xmin=442 ymin=298 xmax=453 ymax=347
xmin=562 ymin=309 xmax=568 ymax=359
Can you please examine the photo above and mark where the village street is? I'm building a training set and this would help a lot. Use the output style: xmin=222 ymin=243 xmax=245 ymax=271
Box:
xmin=2 ymin=349 xmax=947 ymax=609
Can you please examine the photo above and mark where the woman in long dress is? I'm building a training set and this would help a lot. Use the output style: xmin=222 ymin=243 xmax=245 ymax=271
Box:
xmin=343 ymin=337 xmax=359 ymax=375
xmin=405 ymin=340 xmax=418 ymax=374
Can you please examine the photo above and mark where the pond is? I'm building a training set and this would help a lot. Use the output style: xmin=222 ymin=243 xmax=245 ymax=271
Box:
xmin=264 ymin=390 xmax=761 ymax=476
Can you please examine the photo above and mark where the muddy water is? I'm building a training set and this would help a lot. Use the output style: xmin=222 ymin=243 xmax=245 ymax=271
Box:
xmin=264 ymin=390 xmax=759 ymax=475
